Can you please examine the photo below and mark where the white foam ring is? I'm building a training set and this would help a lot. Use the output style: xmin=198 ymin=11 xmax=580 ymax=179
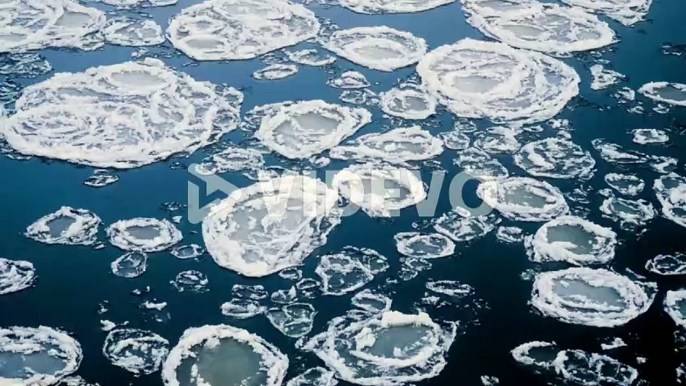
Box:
xmin=525 ymin=216 xmax=617 ymax=266
xmin=171 ymin=270 xmax=209 ymax=293
xmin=559 ymin=0 xmax=652 ymax=26
xmin=394 ymin=232 xmax=455 ymax=259
xmin=253 ymin=100 xmax=371 ymax=159
xmin=632 ymin=128 xmax=669 ymax=145
xmin=339 ymin=0 xmax=455 ymax=14
xmin=604 ymin=173 xmax=644 ymax=196
xmin=514 ymin=138 xmax=595 ymax=179
xmin=665 ymin=290 xmax=686 ymax=327
xmin=638 ymin=82 xmax=686 ymax=106
xmin=426 ymin=280 xmax=474 ymax=297
xmin=599 ymin=196 xmax=655 ymax=228
xmin=0 ymin=59 xmax=241 ymax=168
xmin=0 ymin=326 xmax=82 ymax=386
xmin=327 ymin=71 xmax=370 ymax=89
xmin=26 ymin=206 xmax=101 ymax=245
xmin=477 ymin=177 xmax=569 ymax=222
xmin=162 ymin=325 xmax=288 ymax=386
xmin=106 ymin=218 xmax=182 ymax=252
xmin=351 ymin=289 xmax=392 ymax=313
xmin=0 ymin=257 xmax=36 ymax=295
xmin=325 ymin=26 xmax=427 ymax=72
xmin=417 ymin=39 xmax=579 ymax=125
xmin=102 ymin=328 xmax=169 ymax=375
xmin=103 ymin=17 xmax=165 ymax=47
xmin=380 ymin=84 xmax=437 ymax=120
xmin=304 ymin=311 xmax=456 ymax=386
xmin=167 ymin=0 xmax=320 ymax=61
xmin=531 ymin=267 xmax=655 ymax=327
xmin=202 ymin=175 xmax=342 ymax=277
xmin=286 ymin=49 xmax=336 ymax=67
xmin=645 ymin=253 xmax=686 ymax=276
xmin=654 ymin=173 xmax=686 ymax=228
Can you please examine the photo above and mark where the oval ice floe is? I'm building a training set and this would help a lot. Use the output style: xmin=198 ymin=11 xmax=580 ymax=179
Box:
xmin=472 ymin=127 xmax=520 ymax=155
xmin=496 ymin=226 xmax=524 ymax=243
xmin=380 ymin=84 xmax=437 ymax=120
xmin=604 ymin=173 xmax=644 ymax=196
xmin=599 ymin=196 xmax=655 ymax=228
xmin=25 ymin=207 xmax=101 ymax=246
xmin=514 ymin=138 xmax=595 ymax=179
xmin=286 ymin=49 xmax=336 ymax=67
xmin=654 ymin=173 xmax=686 ymax=228
xmin=433 ymin=207 xmax=499 ymax=242
xmin=286 ymin=367 xmax=337 ymax=386
xmin=0 ymin=257 xmax=36 ymax=295
xmin=327 ymin=71 xmax=370 ymax=89
xmin=252 ymin=64 xmax=299 ymax=81
xmin=525 ymin=216 xmax=617 ymax=266
xmin=170 ymin=244 xmax=205 ymax=260
xmin=531 ymin=267 xmax=655 ymax=327
xmin=267 ymin=303 xmax=317 ymax=338
xmin=171 ymin=270 xmax=209 ymax=293
xmin=560 ymin=0 xmax=651 ymax=26
xmin=632 ymin=128 xmax=669 ymax=145
xmin=426 ymin=280 xmax=474 ymax=297
xmin=220 ymin=298 xmax=266 ymax=319
xmin=455 ymin=147 xmax=509 ymax=180
xmin=107 ymin=218 xmax=182 ymax=252
xmin=233 ymin=284 xmax=268 ymax=300
xmin=0 ymin=59 xmax=241 ymax=168
xmin=325 ymin=26 xmax=427 ymax=72
xmin=638 ymin=82 xmax=686 ymax=106
xmin=103 ymin=17 xmax=164 ymax=46
xmin=103 ymin=328 xmax=169 ymax=375
xmin=316 ymin=247 xmax=388 ymax=296
xmin=194 ymin=146 xmax=265 ymax=178
xmin=394 ymin=232 xmax=455 ymax=259
xmin=340 ymin=0 xmax=455 ymax=14
xmin=162 ymin=325 xmax=288 ymax=386
xmin=590 ymin=64 xmax=625 ymax=90
xmin=645 ymin=253 xmax=686 ymax=276
xmin=351 ymin=289 xmax=392 ymax=313
xmin=0 ymin=326 xmax=82 ymax=386
xmin=103 ymin=0 xmax=178 ymax=7
xmin=477 ymin=177 xmax=569 ymax=222
xmin=665 ymin=290 xmax=686 ymax=327
xmin=167 ymin=0 xmax=319 ymax=61
xmin=202 ymin=175 xmax=341 ymax=277
xmin=111 ymin=252 xmax=148 ymax=278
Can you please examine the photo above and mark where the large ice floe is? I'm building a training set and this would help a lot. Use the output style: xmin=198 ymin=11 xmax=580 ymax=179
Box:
xmin=102 ymin=17 xmax=165 ymax=47
xmin=324 ymin=26 xmax=427 ymax=72
xmin=514 ymin=138 xmax=596 ymax=179
xmin=332 ymin=163 xmax=427 ymax=217
xmin=167 ymin=0 xmax=319 ymax=61
xmin=106 ymin=218 xmax=182 ymax=252
xmin=559 ymin=0 xmax=652 ymax=26
xmin=339 ymin=0 xmax=455 ymax=14
xmin=304 ymin=310 xmax=456 ymax=385
xmin=0 ymin=0 xmax=105 ymax=53
xmin=25 ymin=207 xmax=101 ymax=245
xmin=417 ymin=39 xmax=579 ymax=125
xmin=638 ymin=82 xmax=686 ymax=106
xmin=0 ymin=326 xmax=82 ymax=385
xmin=252 ymin=100 xmax=371 ymax=159
xmin=316 ymin=247 xmax=389 ymax=295
xmin=394 ymin=232 xmax=455 ymax=259
xmin=0 ymin=257 xmax=36 ymax=295
xmin=664 ymin=290 xmax=686 ymax=327
xmin=380 ymin=84 xmax=437 ymax=120
xmin=102 ymin=328 xmax=169 ymax=375
xmin=530 ymin=267 xmax=655 ymax=327
xmin=0 ymin=58 xmax=241 ymax=168
xmin=477 ymin=177 xmax=569 ymax=222
xmin=645 ymin=253 xmax=686 ymax=276
xmin=202 ymin=175 xmax=342 ymax=277
xmin=461 ymin=0 xmax=616 ymax=55
xmin=330 ymin=126 xmax=443 ymax=166
xmin=525 ymin=216 xmax=617 ymax=266
xmin=654 ymin=173 xmax=686 ymax=228
xmin=162 ymin=325 xmax=288 ymax=386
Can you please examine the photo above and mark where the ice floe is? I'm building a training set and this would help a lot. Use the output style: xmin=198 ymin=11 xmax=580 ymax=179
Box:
xmin=632 ymin=128 xmax=669 ymax=145
xmin=202 ymin=175 xmax=342 ymax=277
xmin=665 ymin=290 xmax=686 ymax=327
xmin=195 ymin=146 xmax=265 ymax=177
xmin=167 ymin=0 xmax=319 ymax=61
xmin=107 ymin=218 xmax=182 ymax=252
xmin=271 ymin=286 xmax=297 ymax=304
xmin=645 ymin=253 xmax=686 ymax=275
xmin=221 ymin=298 xmax=266 ymax=319
xmin=426 ymin=280 xmax=474 ymax=297
xmin=417 ymin=39 xmax=579 ymax=125
xmin=604 ymin=173 xmax=644 ymax=196
xmin=286 ymin=49 xmax=336 ymax=67
xmin=1 ymin=59 xmax=241 ymax=168
xmin=600 ymin=337 xmax=627 ymax=351
xmin=111 ymin=252 xmax=148 ymax=278
xmin=0 ymin=53 xmax=52 ymax=78
xmin=394 ymin=232 xmax=455 ymax=259
xmin=0 ymin=257 xmax=36 ymax=295
xmin=286 ymin=367 xmax=337 ymax=386
xmin=455 ymin=147 xmax=509 ymax=180
xmin=102 ymin=328 xmax=169 ymax=375
xmin=592 ymin=139 xmax=648 ymax=165
xmin=496 ymin=226 xmax=524 ymax=243
xmin=560 ymin=0 xmax=652 ymax=26
xmin=433 ymin=207 xmax=499 ymax=242
xmin=103 ymin=0 xmax=179 ymax=7
xmin=233 ymin=284 xmax=268 ymax=300
xmin=525 ymin=216 xmax=617 ymax=266
xmin=351 ymin=289 xmax=392 ymax=313
xmin=340 ymin=0 xmax=454 ymax=13
xmin=162 ymin=325 xmax=288 ymax=386
xmin=439 ymin=130 xmax=470 ymax=150
xmin=514 ymin=138 xmax=595 ymax=179
xmin=25 ymin=207 xmax=101 ymax=246
xmin=324 ymin=26 xmax=427 ymax=72
xmin=590 ymin=64 xmax=625 ymax=90
xmin=171 ymin=270 xmax=209 ymax=293
xmin=531 ymin=267 xmax=655 ymax=327
xmin=639 ymin=82 xmax=686 ymax=106
xmin=654 ymin=173 xmax=686 ymax=228
xmin=327 ymin=71 xmax=370 ymax=89
xmin=472 ymin=127 xmax=520 ymax=154
xmin=170 ymin=244 xmax=205 ymax=260
xmin=252 ymin=64 xmax=299 ymax=81
xmin=600 ymin=196 xmax=655 ymax=228
xmin=103 ymin=17 xmax=164 ymax=46
xmin=267 ymin=303 xmax=317 ymax=338
xmin=83 ymin=170 xmax=119 ymax=188
xmin=380 ymin=84 xmax=437 ymax=120
xmin=316 ymin=247 xmax=388 ymax=295
xmin=477 ymin=177 xmax=569 ymax=222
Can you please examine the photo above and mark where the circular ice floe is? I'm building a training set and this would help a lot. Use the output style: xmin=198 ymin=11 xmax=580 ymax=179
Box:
xmin=433 ymin=207 xmax=499 ymax=242
xmin=638 ymin=82 xmax=686 ymax=106
xmin=286 ymin=367 xmax=337 ymax=386
xmin=111 ymin=252 xmax=148 ymax=278
xmin=103 ymin=329 xmax=169 ymax=375
xmin=106 ymin=218 xmax=182 ymax=252
xmin=304 ymin=311 xmax=456 ymax=386
xmin=1 ymin=59 xmax=241 ymax=168
xmin=25 ymin=207 xmax=101 ymax=246
xmin=654 ymin=173 xmax=686 ymax=228
xmin=531 ymin=267 xmax=655 ymax=327
xmin=645 ymin=253 xmax=686 ymax=276
xmin=195 ymin=146 xmax=264 ymax=177
xmin=664 ymin=290 xmax=686 ymax=327
xmin=103 ymin=0 xmax=179 ymax=7
xmin=316 ymin=247 xmax=388 ymax=296
xmin=330 ymin=126 xmax=443 ymax=165
xmin=0 ymin=257 xmax=36 ymax=295
xmin=339 ymin=0 xmax=455 ymax=14
xmin=170 ymin=244 xmax=205 ymax=260
xmin=599 ymin=196 xmax=655 ymax=228
xmin=333 ymin=163 xmax=427 ymax=217
xmin=604 ymin=173 xmax=644 ymax=196
xmin=171 ymin=270 xmax=209 ymax=293
xmin=252 ymin=64 xmax=299 ymax=81
xmin=559 ymin=0 xmax=652 ymax=26
xmin=417 ymin=39 xmax=579 ymax=125
xmin=327 ymin=71 xmax=370 ymax=89
xmin=220 ymin=298 xmax=266 ymax=319
xmin=394 ymin=232 xmax=455 ymax=259
xmin=514 ymin=138 xmax=595 ymax=179
xmin=325 ymin=26 xmax=427 ymax=72
xmin=252 ymin=100 xmax=371 ymax=159
xmin=267 ymin=303 xmax=317 ymax=338
xmin=455 ymin=148 xmax=509 ymax=180
xmin=462 ymin=1 xmax=616 ymax=55
xmin=167 ymin=0 xmax=319 ymax=61
xmin=286 ymin=49 xmax=336 ymax=67
xmin=351 ymin=289 xmax=392 ymax=313
xmin=203 ymin=175 xmax=341 ymax=277
xmin=477 ymin=177 xmax=569 ymax=222
xmin=0 ymin=326 xmax=82 ymax=386
xmin=380 ymin=84 xmax=437 ymax=120
xmin=472 ymin=127 xmax=520 ymax=154
xmin=103 ymin=17 xmax=164 ymax=46
xmin=632 ymin=128 xmax=669 ymax=145
xmin=525 ymin=216 xmax=617 ymax=266
xmin=162 ymin=325 xmax=288 ymax=386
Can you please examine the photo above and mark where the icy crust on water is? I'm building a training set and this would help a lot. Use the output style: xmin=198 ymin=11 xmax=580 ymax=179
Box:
xmin=103 ymin=329 xmax=169 ymax=375
xmin=380 ymin=85 xmax=437 ymax=120
xmin=600 ymin=196 xmax=655 ymax=228
xmin=304 ymin=311 xmax=456 ymax=386
xmin=171 ymin=270 xmax=209 ymax=293
xmin=638 ymin=82 xmax=686 ymax=106
xmin=1 ymin=59 xmax=241 ymax=168
xmin=316 ymin=247 xmax=389 ymax=295
xmin=654 ymin=173 xmax=686 ymax=228
xmin=632 ymin=128 xmax=669 ymax=145
xmin=590 ymin=64 xmax=625 ymax=90
xmin=352 ymin=290 xmax=392 ymax=313
xmin=477 ymin=177 xmax=569 ymax=222
xmin=433 ymin=207 xmax=499 ymax=242
xmin=560 ymin=0 xmax=651 ymax=26
xmin=103 ymin=17 xmax=164 ymax=47
xmin=339 ymin=0 xmax=454 ymax=14
xmin=664 ymin=290 xmax=686 ymax=327
xmin=267 ymin=303 xmax=317 ymax=338
xmin=111 ymin=252 xmax=148 ymax=278
xmin=531 ymin=268 xmax=655 ymax=327
xmin=333 ymin=163 xmax=427 ymax=217
xmin=26 ymin=207 xmax=101 ymax=246
xmin=525 ymin=216 xmax=617 ymax=266
xmin=252 ymin=64 xmax=299 ymax=81
xmin=604 ymin=173 xmax=644 ymax=196
xmin=107 ymin=218 xmax=182 ymax=252
xmin=461 ymin=1 xmax=616 ymax=55
xmin=286 ymin=49 xmax=336 ymax=67
xmin=195 ymin=146 xmax=265 ymax=176
xmin=0 ymin=0 xmax=105 ymax=53
xmin=167 ymin=0 xmax=319 ymax=61
xmin=645 ymin=253 xmax=686 ymax=275
xmin=327 ymin=71 xmax=370 ymax=89
xmin=162 ymin=325 xmax=288 ymax=386
xmin=330 ymin=126 xmax=443 ymax=166
xmin=0 ymin=257 xmax=36 ymax=295
xmin=202 ymin=175 xmax=341 ymax=277
xmin=103 ymin=0 xmax=179 ymax=7
xmin=455 ymin=148 xmax=509 ymax=180
xmin=417 ymin=39 xmax=579 ymax=125
xmin=394 ymin=232 xmax=455 ymax=259
xmin=0 ymin=326 xmax=82 ymax=386
xmin=253 ymin=100 xmax=371 ymax=159
xmin=514 ymin=138 xmax=595 ymax=179
xmin=221 ymin=298 xmax=266 ymax=319
xmin=325 ymin=26 xmax=427 ymax=72
xmin=286 ymin=367 xmax=337 ymax=386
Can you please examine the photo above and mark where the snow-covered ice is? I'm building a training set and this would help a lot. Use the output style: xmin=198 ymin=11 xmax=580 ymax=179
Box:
xmin=220 ymin=298 xmax=266 ymax=319
xmin=351 ymin=289 xmax=392 ymax=313
xmin=632 ymin=128 xmax=669 ymax=145
xmin=102 ymin=328 xmax=169 ymax=375
xmin=327 ymin=71 xmax=370 ymax=89
xmin=340 ymin=0 xmax=455 ymax=14
xmin=107 ymin=218 xmax=182 ymax=252
xmin=380 ymin=84 xmax=437 ymax=120
xmin=170 ymin=244 xmax=205 ymax=260
xmin=590 ymin=64 xmax=625 ymax=90
xmin=26 ymin=207 xmax=101 ymax=246
xmin=286 ymin=367 xmax=337 ymax=386
xmin=477 ymin=177 xmax=569 ymax=222
xmin=639 ymin=82 xmax=686 ymax=106
xmin=560 ymin=0 xmax=652 ymax=25
xmin=394 ymin=232 xmax=455 ymax=259
xmin=604 ymin=173 xmax=645 ymax=196
xmin=171 ymin=270 xmax=209 ymax=293
xmin=455 ymin=147 xmax=509 ymax=180
xmin=0 ymin=257 xmax=36 ymax=295
xmin=266 ymin=303 xmax=317 ymax=338
xmin=654 ymin=173 xmax=686 ymax=228
xmin=111 ymin=252 xmax=148 ymax=278
xmin=286 ymin=49 xmax=336 ymax=67
xmin=514 ymin=138 xmax=596 ymax=179
xmin=316 ymin=247 xmax=388 ymax=295
xmin=252 ymin=64 xmax=299 ymax=81
xmin=665 ymin=290 xmax=686 ymax=327
xmin=103 ymin=17 xmax=164 ymax=47
xmin=433 ymin=207 xmax=499 ymax=242
xmin=645 ymin=253 xmax=686 ymax=275
xmin=600 ymin=196 xmax=655 ymax=228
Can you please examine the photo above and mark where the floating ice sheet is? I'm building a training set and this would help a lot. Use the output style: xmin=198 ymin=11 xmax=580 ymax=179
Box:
xmin=327 ymin=71 xmax=370 ymax=89
xmin=394 ymin=232 xmax=455 ymax=258
xmin=646 ymin=253 xmax=686 ymax=275
xmin=103 ymin=0 xmax=179 ymax=7
xmin=0 ymin=257 xmax=36 ymax=295
xmin=426 ymin=280 xmax=474 ymax=297
xmin=26 ymin=207 xmax=101 ymax=246
xmin=286 ymin=367 xmax=337 ymax=386
xmin=531 ymin=267 xmax=655 ymax=327
xmin=167 ymin=0 xmax=319 ymax=61
xmin=632 ymin=128 xmax=668 ymax=145
xmin=0 ymin=53 xmax=52 ymax=78
xmin=351 ymin=289 xmax=392 ymax=313
xmin=83 ymin=170 xmax=119 ymax=188
xmin=170 ymin=244 xmax=204 ymax=260
xmin=195 ymin=146 xmax=265 ymax=177
xmin=665 ymin=290 xmax=686 ymax=327
xmin=203 ymin=175 xmax=342 ymax=277
xmin=439 ymin=130 xmax=470 ymax=150
xmin=267 ymin=303 xmax=317 ymax=338
xmin=604 ymin=173 xmax=644 ymax=196
xmin=221 ymin=298 xmax=266 ymax=319
xmin=433 ymin=207 xmax=499 ymax=242
xmin=417 ymin=39 xmax=579 ymax=125
xmin=252 ymin=64 xmax=299 ymax=81
xmin=339 ymin=0 xmax=455 ymax=14
xmin=325 ymin=26 xmax=427 ymax=72
xmin=271 ymin=286 xmax=297 ymax=304
xmin=103 ymin=17 xmax=164 ymax=46
xmin=107 ymin=218 xmax=182 ymax=252
xmin=111 ymin=252 xmax=148 ymax=278
xmin=590 ymin=64 xmax=625 ymax=90
xmin=477 ymin=177 xmax=569 ymax=222
xmin=514 ymin=138 xmax=595 ymax=179
xmin=560 ymin=0 xmax=652 ymax=26
xmin=233 ymin=284 xmax=268 ymax=300
xmin=162 ymin=325 xmax=288 ymax=386
xmin=638 ymin=82 xmax=686 ymax=106
xmin=1 ymin=59 xmax=241 ymax=168
xmin=103 ymin=329 xmax=169 ymax=375
xmin=496 ymin=226 xmax=523 ymax=243
xmin=654 ymin=173 xmax=686 ymax=228
xmin=380 ymin=84 xmax=437 ymax=120
xmin=316 ymin=247 xmax=388 ymax=295
xmin=472 ymin=127 xmax=520 ymax=154
xmin=455 ymin=147 xmax=509 ymax=180
xmin=592 ymin=139 xmax=648 ymax=165
xmin=286 ymin=49 xmax=336 ymax=67
xmin=171 ymin=270 xmax=209 ymax=293
xmin=600 ymin=196 xmax=655 ymax=228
